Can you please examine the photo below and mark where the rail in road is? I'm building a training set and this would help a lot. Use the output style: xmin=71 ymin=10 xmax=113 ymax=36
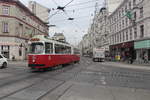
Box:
xmin=0 ymin=57 xmax=150 ymax=100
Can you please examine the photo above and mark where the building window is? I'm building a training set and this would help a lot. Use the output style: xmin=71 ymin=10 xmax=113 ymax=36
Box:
xmin=117 ymin=23 xmax=119 ymax=32
xmin=118 ymin=33 xmax=120 ymax=42
xmin=125 ymin=5 xmax=127 ymax=12
xmin=2 ymin=22 xmax=9 ymax=33
xmin=140 ymin=7 xmax=143 ymax=18
xmin=115 ymin=34 xmax=116 ymax=43
xmin=125 ymin=18 xmax=128 ymax=26
xmin=133 ymin=0 xmax=136 ymax=6
xmin=134 ymin=26 xmax=137 ymax=39
xmin=122 ymin=20 xmax=124 ymax=28
xmin=2 ymin=6 xmax=10 ymax=15
xmin=129 ymin=2 xmax=131 ymax=10
xmin=120 ymin=33 xmax=122 ymax=42
xmin=130 ymin=28 xmax=132 ymax=40
xmin=140 ymin=25 xmax=144 ymax=38
xmin=126 ymin=30 xmax=128 ymax=41
xmin=119 ymin=11 xmax=121 ymax=18
xmin=113 ymin=36 xmax=115 ymax=44
xmin=123 ymin=32 xmax=125 ymax=41
xmin=122 ymin=8 xmax=124 ymax=16
xmin=120 ymin=22 xmax=121 ymax=30
xmin=19 ymin=23 xmax=23 ymax=36
xmin=134 ymin=12 xmax=136 ymax=21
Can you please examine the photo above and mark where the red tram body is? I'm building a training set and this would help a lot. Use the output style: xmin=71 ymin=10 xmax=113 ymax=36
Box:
xmin=28 ymin=35 xmax=80 ymax=70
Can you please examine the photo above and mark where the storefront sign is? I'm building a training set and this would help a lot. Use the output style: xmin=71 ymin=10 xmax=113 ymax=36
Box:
xmin=110 ymin=42 xmax=133 ymax=49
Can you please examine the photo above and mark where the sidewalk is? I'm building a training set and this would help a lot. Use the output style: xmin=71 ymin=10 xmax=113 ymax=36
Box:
xmin=102 ymin=61 xmax=150 ymax=70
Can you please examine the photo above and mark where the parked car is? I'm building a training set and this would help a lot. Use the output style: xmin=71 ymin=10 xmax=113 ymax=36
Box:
xmin=0 ymin=54 xmax=8 ymax=69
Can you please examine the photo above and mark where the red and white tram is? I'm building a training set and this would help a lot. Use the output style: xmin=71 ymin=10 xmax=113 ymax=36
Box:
xmin=28 ymin=35 xmax=80 ymax=70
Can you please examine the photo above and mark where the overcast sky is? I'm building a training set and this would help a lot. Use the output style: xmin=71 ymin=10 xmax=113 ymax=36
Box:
xmin=20 ymin=0 xmax=105 ymax=45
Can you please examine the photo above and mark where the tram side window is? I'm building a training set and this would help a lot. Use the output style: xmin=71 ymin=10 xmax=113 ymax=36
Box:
xmin=45 ymin=42 xmax=53 ymax=54
xmin=74 ymin=48 xmax=80 ymax=55
xmin=65 ymin=46 xmax=71 ymax=54
xmin=55 ymin=44 xmax=63 ymax=54
xmin=55 ymin=44 xmax=71 ymax=54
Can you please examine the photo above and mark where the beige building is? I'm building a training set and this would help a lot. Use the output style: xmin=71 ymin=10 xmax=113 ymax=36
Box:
xmin=0 ymin=0 xmax=49 ymax=60
xmin=78 ymin=34 xmax=91 ymax=56
xmin=52 ymin=33 xmax=66 ymax=42
xmin=28 ymin=1 xmax=50 ymax=24
xmin=95 ymin=7 xmax=109 ymax=50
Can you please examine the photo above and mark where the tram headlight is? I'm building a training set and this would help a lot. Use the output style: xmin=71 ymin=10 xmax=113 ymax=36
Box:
xmin=32 ymin=56 xmax=36 ymax=63
xmin=32 ymin=59 xmax=35 ymax=63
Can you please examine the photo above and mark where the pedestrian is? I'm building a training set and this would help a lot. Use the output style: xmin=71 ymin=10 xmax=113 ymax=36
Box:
xmin=128 ymin=56 xmax=133 ymax=64
xmin=144 ymin=55 xmax=148 ymax=63
xmin=12 ymin=55 xmax=15 ymax=61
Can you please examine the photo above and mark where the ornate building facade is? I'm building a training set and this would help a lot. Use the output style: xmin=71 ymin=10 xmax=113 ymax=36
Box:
xmin=0 ymin=0 xmax=49 ymax=60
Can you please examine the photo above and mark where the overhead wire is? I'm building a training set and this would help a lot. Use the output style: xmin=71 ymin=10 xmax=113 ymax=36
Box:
xmin=64 ymin=0 xmax=74 ymax=7
xmin=51 ymin=15 xmax=94 ymax=23
xmin=49 ymin=10 xmax=60 ymax=19
xmin=48 ymin=0 xmax=104 ymax=34
xmin=49 ymin=0 xmax=74 ymax=20
xmin=48 ymin=3 xmax=103 ymax=18
xmin=63 ymin=11 xmax=82 ymax=30
xmin=66 ymin=4 xmax=103 ymax=11
xmin=29 ymin=0 xmax=102 ymax=19
xmin=67 ymin=0 xmax=99 ymax=7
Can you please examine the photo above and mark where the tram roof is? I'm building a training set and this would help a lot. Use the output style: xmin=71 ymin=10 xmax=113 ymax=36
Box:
xmin=30 ymin=35 xmax=72 ymax=47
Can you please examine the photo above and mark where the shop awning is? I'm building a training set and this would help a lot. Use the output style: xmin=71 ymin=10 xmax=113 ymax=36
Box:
xmin=134 ymin=40 xmax=150 ymax=49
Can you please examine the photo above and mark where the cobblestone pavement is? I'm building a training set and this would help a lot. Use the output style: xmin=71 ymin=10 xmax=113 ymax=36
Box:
xmin=0 ymin=57 xmax=150 ymax=100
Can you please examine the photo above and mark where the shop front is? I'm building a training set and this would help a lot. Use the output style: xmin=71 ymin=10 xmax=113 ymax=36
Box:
xmin=134 ymin=40 xmax=150 ymax=63
xmin=110 ymin=41 xmax=135 ymax=61
xmin=0 ymin=37 xmax=28 ymax=60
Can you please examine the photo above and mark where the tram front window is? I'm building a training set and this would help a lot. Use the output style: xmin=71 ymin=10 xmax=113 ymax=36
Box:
xmin=30 ymin=43 xmax=44 ymax=54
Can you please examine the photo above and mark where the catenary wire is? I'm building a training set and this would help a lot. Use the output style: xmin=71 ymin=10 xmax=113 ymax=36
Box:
xmin=67 ymin=0 xmax=99 ymax=7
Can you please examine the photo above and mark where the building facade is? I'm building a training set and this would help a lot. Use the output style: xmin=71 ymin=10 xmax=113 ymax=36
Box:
xmin=0 ymin=0 xmax=49 ymax=60
xmin=95 ymin=8 xmax=109 ymax=51
xmin=28 ymin=1 xmax=50 ymax=24
xmin=108 ymin=0 xmax=150 ymax=62
xmin=79 ymin=33 xmax=91 ymax=56
xmin=79 ymin=7 xmax=110 ymax=57
xmin=52 ymin=33 xmax=66 ymax=42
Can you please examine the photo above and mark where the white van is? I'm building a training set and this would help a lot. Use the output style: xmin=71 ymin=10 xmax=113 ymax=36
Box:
xmin=0 ymin=54 xmax=8 ymax=69
xmin=93 ymin=47 xmax=105 ymax=62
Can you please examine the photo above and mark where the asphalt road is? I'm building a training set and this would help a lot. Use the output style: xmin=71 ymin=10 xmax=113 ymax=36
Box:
xmin=0 ymin=57 xmax=150 ymax=100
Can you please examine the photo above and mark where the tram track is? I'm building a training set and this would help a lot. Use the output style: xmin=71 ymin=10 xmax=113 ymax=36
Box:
xmin=0 ymin=57 xmax=91 ymax=100
xmin=0 ymin=62 xmax=82 ymax=100
xmin=0 ymin=72 xmax=62 ymax=100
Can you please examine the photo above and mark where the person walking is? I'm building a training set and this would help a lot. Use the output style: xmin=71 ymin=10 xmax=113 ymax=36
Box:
xmin=128 ymin=56 xmax=133 ymax=64
xmin=144 ymin=54 xmax=148 ymax=63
